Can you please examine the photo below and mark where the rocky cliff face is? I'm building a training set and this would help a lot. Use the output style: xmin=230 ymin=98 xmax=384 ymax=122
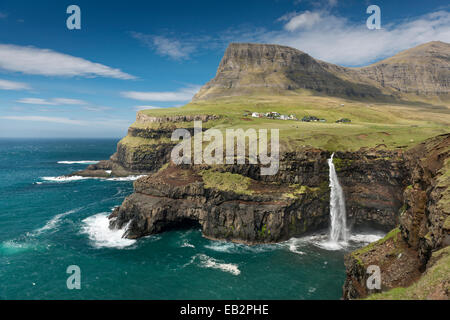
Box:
xmin=71 ymin=114 xmax=220 ymax=177
xmin=193 ymin=41 xmax=450 ymax=101
xmin=343 ymin=133 xmax=450 ymax=299
xmin=108 ymin=137 xmax=409 ymax=244
xmin=357 ymin=41 xmax=450 ymax=96
xmin=193 ymin=43 xmax=386 ymax=101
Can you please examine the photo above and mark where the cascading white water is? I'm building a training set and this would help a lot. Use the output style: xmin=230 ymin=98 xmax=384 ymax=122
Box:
xmin=328 ymin=153 xmax=348 ymax=245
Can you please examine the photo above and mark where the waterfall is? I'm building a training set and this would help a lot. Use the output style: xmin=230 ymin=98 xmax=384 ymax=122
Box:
xmin=328 ymin=153 xmax=348 ymax=244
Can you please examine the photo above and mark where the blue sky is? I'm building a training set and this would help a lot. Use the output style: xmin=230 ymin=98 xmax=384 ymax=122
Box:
xmin=0 ymin=0 xmax=449 ymax=137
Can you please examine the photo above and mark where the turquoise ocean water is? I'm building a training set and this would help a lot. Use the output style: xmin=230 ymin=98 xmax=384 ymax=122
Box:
xmin=0 ymin=139 xmax=382 ymax=300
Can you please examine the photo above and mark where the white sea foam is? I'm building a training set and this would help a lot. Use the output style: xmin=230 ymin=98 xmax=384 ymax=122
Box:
xmin=181 ymin=241 xmax=195 ymax=248
xmin=287 ymin=240 xmax=306 ymax=255
xmin=35 ymin=208 xmax=79 ymax=234
xmin=81 ymin=213 xmax=136 ymax=249
xmin=39 ymin=175 xmax=146 ymax=183
xmin=0 ymin=241 xmax=32 ymax=255
xmin=287 ymin=234 xmax=349 ymax=251
xmin=196 ymin=254 xmax=241 ymax=276
xmin=105 ymin=175 xmax=146 ymax=181
xmin=205 ymin=241 xmax=277 ymax=254
xmin=1 ymin=209 xmax=81 ymax=255
xmin=285 ymin=231 xmax=386 ymax=251
xmin=41 ymin=175 xmax=89 ymax=182
xmin=57 ymin=161 xmax=99 ymax=165
xmin=204 ymin=241 xmax=236 ymax=253
xmin=348 ymin=233 xmax=384 ymax=243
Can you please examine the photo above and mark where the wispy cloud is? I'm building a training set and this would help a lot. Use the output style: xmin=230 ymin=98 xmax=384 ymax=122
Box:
xmin=16 ymin=97 xmax=88 ymax=105
xmin=134 ymin=105 xmax=163 ymax=111
xmin=0 ymin=44 xmax=136 ymax=79
xmin=0 ymin=12 xmax=8 ymax=19
xmin=136 ymin=8 xmax=449 ymax=67
xmin=267 ymin=10 xmax=450 ymax=66
xmin=0 ymin=115 xmax=130 ymax=128
xmin=121 ymin=85 xmax=201 ymax=102
xmin=0 ymin=116 xmax=87 ymax=125
xmin=281 ymin=11 xmax=324 ymax=31
xmin=0 ymin=79 xmax=31 ymax=90
xmin=82 ymin=106 xmax=112 ymax=112
xmin=131 ymin=32 xmax=196 ymax=60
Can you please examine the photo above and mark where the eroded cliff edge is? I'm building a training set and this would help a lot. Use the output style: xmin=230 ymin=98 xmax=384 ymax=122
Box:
xmin=103 ymin=112 xmax=409 ymax=243
xmin=343 ymin=133 xmax=450 ymax=299
xmin=108 ymin=148 xmax=407 ymax=244
xmin=73 ymin=110 xmax=448 ymax=299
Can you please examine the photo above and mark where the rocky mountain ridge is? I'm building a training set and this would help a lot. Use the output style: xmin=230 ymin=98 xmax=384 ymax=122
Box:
xmin=193 ymin=41 xmax=450 ymax=101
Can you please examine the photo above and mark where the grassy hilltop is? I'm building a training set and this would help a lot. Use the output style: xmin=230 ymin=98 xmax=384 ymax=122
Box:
xmin=124 ymin=41 xmax=450 ymax=152
xmin=132 ymin=92 xmax=449 ymax=152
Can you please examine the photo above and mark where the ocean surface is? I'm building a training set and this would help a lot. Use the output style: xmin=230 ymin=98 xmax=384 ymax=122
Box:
xmin=0 ymin=139 xmax=384 ymax=300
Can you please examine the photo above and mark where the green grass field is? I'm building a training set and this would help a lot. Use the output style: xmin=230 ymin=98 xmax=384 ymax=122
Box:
xmin=131 ymin=92 xmax=450 ymax=152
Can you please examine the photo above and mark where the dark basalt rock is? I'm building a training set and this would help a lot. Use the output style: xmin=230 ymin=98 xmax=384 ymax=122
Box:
xmin=108 ymin=146 xmax=409 ymax=244
xmin=342 ymin=133 xmax=450 ymax=299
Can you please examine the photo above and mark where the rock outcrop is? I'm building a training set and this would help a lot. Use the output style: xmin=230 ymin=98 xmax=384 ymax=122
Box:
xmin=343 ymin=133 xmax=450 ymax=299
xmin=108 ymin=146 xmax=409 ymax=244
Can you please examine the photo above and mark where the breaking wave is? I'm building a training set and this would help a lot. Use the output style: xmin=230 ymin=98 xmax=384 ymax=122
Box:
xmin=194 ymin=254 xmax=241 ymax=276
xmin=0 ymin=208 xmax=81 ymax=256
xmin=105 ymin=175 xmax=146 ymax=181
xmin=41 ymin=176 xmax=89 ymax=182
xmin=34 ymin=208 xmax=80 ymax=235
xmin=57 ymin=161 xmax=99 ymax=165
xmin=81 ymin=213 xmax=136 ymax=249
xmin=39 ymin=175 xmax=146 ymax=183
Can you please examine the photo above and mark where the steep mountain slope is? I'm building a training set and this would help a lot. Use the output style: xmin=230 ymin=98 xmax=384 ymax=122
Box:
xmin=193 ymin=43 xmax=386 ymax=100
xmin=193 ymin=41 xmax=450 ymax=102
xmin=357 ymin=41 xmax=450 ymax=96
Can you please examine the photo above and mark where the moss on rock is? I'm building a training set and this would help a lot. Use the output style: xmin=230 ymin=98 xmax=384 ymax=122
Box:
xmin=200 ymin=169 xmax=253 ymax=195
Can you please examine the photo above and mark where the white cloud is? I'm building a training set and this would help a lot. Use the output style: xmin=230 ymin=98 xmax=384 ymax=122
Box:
xmin=131 ymin=32 xmax=196 ymax=60
xmin=0 ymin=44 xmax=135 ymax=79
xmin=0 ymin=12 xmax=7 ymax=19
xmin=122 ymin=85 xmax=201 ymax=102
xmin=0 ymin=116 xmax=87 ymax=125
xmin=52 ymin=98 xmax=88 ymax=105
xmin=134 ymin=105 xmax=163 ymax=111
xmin=0 ymin=79 xmax=31 ymax=90
xmin=266 ymin=10 xmax=450 ymax=66
xmin=17 ymin=97 xmax=88 ymax=105
xmin=82 ymin=106 xmax=112 ymax=112
xmin=129 ymin=8 xmax=449 ymax=67
xmin=284 ymin=11 xmax=323 ymax=31
xmin=0 ymin=115 xmax=131 ymax=128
